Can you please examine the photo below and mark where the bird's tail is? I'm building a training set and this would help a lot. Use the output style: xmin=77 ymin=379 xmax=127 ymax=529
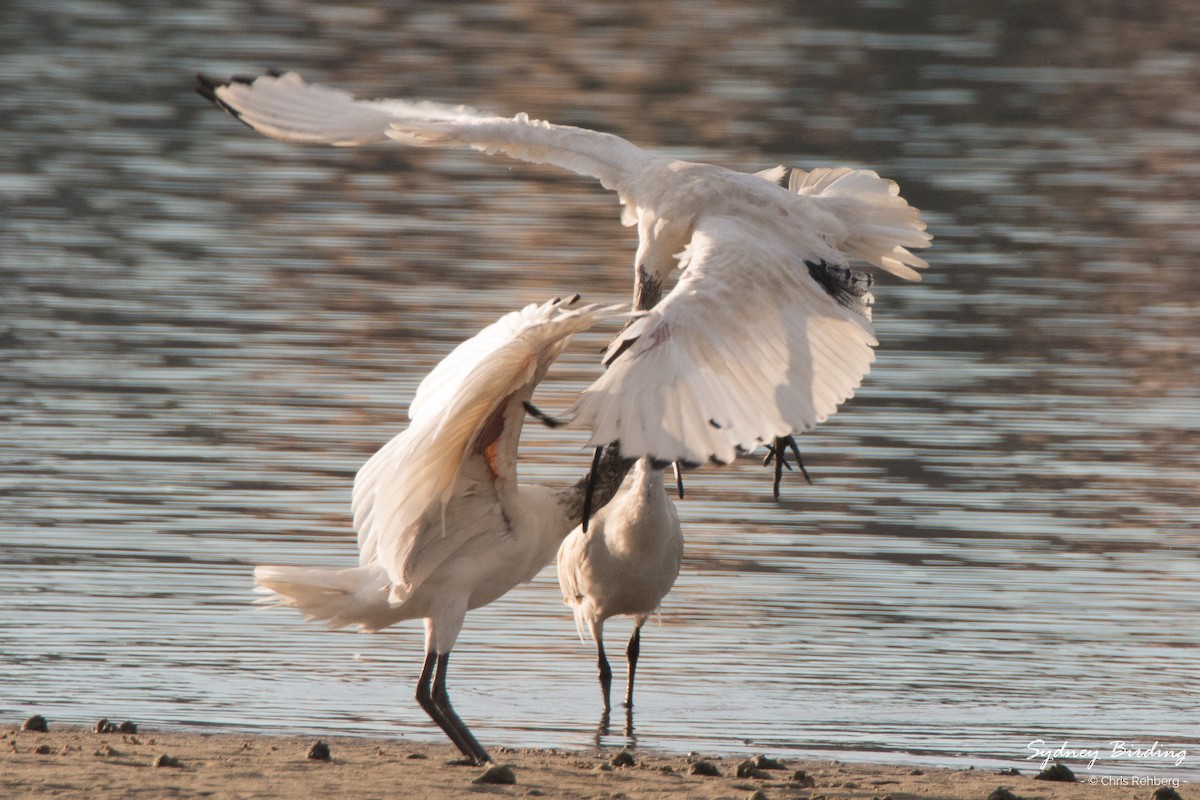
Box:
xmin=253 ymin=564 xmax=397 ymax=633
xmin=783 ymin=166 xmax=932 ymax=281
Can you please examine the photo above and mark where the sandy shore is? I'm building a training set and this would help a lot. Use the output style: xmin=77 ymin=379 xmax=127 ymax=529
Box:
xmin=1 ymin=723 xmax=1185 ymax=800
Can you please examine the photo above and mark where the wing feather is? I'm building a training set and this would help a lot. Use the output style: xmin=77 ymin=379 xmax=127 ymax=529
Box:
xmin=352 ymin=298 xmax=614 ymax=593
xmin=201 ymin=71 xmax=653 ymax=192
xmin=569 ymin=216 xmax=877 ymax=466
xmin=786 ymin=166 xmax=931 ymax=280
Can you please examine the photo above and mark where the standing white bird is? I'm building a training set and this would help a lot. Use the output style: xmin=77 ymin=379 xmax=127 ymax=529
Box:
xmin=253 ymin=296 xmax=631 ymax=765
xmin=196 ymin=71 xmax=932 ymax=480
xmin=557 ymin=457 xmax=682 ymax=715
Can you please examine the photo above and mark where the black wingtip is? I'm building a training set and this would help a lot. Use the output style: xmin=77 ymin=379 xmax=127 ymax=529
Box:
xmin=194 ymin=72 xmax=223 ymax=103
xmin=194 ymin=72 xmax=246 ymax=120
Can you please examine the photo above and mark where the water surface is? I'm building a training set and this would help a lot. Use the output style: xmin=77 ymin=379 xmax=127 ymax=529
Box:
xmin=2 ymin=0 xmax=1198 ymax=782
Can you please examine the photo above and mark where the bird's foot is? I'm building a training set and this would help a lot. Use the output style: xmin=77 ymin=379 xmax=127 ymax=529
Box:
xmin=763 ymin=435 xmax=813 ymax=499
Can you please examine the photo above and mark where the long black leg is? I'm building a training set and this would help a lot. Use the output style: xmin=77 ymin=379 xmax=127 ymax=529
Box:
xmin=672 ymin=462 xmax=685 ymax=499
xmin=595 ymin=627 xmax=613 ymax=712
xmin=624 ymin=624 xmax=642 ymax=708
xmin=431 ymin=653 xmax=492 ymax=765
xmin=414 ymin=652 xmax=477 ymax=761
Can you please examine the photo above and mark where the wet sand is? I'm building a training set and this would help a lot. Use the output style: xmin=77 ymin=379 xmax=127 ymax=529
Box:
xmin=1 ymin=724 xmax=1180 ymax=800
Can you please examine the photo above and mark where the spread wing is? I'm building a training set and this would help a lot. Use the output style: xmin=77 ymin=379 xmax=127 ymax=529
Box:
xmin=568 ymin=215 xmax=878 ymax=467
xmin=352 ymin=297 xmax=615 ymax=595
xmin=196 ymin=71 xmax=652 ymax=193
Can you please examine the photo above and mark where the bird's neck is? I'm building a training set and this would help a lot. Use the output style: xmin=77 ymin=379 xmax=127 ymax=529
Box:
xmin=554 ymin=445 xmax=637 ymax=528
xmin=604 ymin=460 xmax=676 ymax=556
xmin=632 ymin=263 xmax=665 ymax=311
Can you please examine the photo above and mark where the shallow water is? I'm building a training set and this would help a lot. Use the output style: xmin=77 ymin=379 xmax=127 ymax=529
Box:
xmin=2 ymin=0 xmax=1198 ymax=782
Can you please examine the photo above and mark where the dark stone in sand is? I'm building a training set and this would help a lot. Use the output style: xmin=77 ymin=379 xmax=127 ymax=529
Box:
xmin=306 ymin=741 xmax=331 ymax=761
xmin=118 ymin=721 xmax=138 ymax=734
xmin=154 ymin=753 xmax=182 ymax=768
xmin=95 ymin=719 xmax=119 ymax=734
xmin=752 ymin=754 xmax=787 ymax=770
xmin=1034 ymin=762 xmax=1075 ymax=782
xmin=35 ymin=744 xmax=51 ymax=755
xmin=790 ymin=769 xmax=815 ymax=786
xmin=986 ymin=789 xmax=1021 ymax=800
xmin=473 ymin=764 xmax=517 ymax=785
xmin=995 ymin=768 xmax=1020 ymax=776
xmin=1153 ymin=788 xmax=1183 ymax=800
xmin=736 ymin=759 xmax=771 ymax=779
xmin=610 ymin=750 xmax=636 ymax=768
xmin=22 ymin=715 xmax=48 ymax=732
xmin=689 ymin=760 xmax=722 ymax=777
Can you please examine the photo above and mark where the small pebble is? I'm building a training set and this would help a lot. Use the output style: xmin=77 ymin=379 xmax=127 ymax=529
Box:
xmin=21 ymin=715 xmax=48 ymax=733
xmin=1033 ymin=762 xmax=1075 ymax=782
xmin=473 ymin=764 xmax=517 ymax=785
xmin=154 ymin=754 xmax=182 ymax=768
xmin=752 ymin=754 xmax=787 ymax=770
xmin=736 ymin=759 xmax=771 ymax=779
xmin=406 ymin=752 xmax=428 ymax=760
xmin=595 ymin=763 xmax=613 ymax=772
xmin=94 ymin=745 xmax=117 ymax=758
xmin=1152 ymin=789 xmax=1183 ymax=800
xmin=746 ymin=790 xmax=769 ymax=800
xmin=307 ymin=741 xmax=332 ymax=761
xmin=995 ymin=768 xmax=1020 ymax=776
xmin=689 ymin=760 xmax=722 ymax=777
xmin=986 ymin=789 xmax=1021 ymax=800
xmin=610 ymin=750 xmax=636 ymax=768
xmin=35 ymin=744 xmax=51 ymax=755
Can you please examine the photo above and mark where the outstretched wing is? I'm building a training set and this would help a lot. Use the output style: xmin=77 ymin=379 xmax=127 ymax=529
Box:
xmin=568 ymin=215 xmax=878 ymax=467
xmin=352 ymin=297 xmax=615 ymax=594
xmin=197 ymin=71 xmax=652 ymax=192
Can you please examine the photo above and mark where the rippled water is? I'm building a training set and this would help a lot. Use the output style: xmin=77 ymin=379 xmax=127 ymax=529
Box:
xmin=3 ymin=0 xmax=1198 ymax=782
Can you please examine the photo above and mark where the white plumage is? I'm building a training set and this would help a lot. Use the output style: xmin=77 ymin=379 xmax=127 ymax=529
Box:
xmin=253 ymin=297 xmax=624 ymax=764
xmin=197 ymin=71 xmax=931 ymax=469
xmin=557 ymin=458 xmax=682 ymax=712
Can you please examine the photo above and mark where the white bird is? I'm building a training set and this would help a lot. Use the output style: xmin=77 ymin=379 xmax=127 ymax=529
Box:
xmin=252 ymin=296 xmax=631 ymax=765
xmin=557 ymin=457 xmax=682 ymax=713
xmin=196 ymin=71 xmax=931 ymax=480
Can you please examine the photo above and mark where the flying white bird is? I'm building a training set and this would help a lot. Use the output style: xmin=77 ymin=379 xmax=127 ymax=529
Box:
xmin=196 ymin=71 xmax=931 ymax=480
xmin=557 ymin=457 xmax=683 ymax=713
xmin=253 ymin=296 xmax=631 ymax=765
